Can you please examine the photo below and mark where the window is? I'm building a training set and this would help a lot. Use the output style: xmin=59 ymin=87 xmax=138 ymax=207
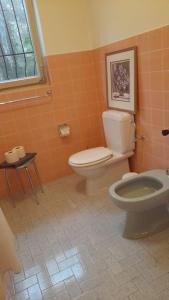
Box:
xmin=0 ymin=0 xmax=44 ymax=90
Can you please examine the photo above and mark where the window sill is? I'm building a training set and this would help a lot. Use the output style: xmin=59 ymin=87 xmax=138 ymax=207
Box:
xmin=0 ymin=81 xmax=52 ymax=96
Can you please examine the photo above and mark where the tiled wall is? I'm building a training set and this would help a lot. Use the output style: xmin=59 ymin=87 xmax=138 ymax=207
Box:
xmin=0 ymin=51 xmax=104 ymax=197
xmin=0 ymin=25 xmax=169 ymax=198
xmin=93 ymin=24 xmax=169 ymax=172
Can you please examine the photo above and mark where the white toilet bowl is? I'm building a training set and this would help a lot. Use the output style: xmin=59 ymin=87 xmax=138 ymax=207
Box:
xmin=109 ymin=169 xmax=169 ymax=239
xmin=69 ymin=147 xmax=133 ymax=195
xmin=68 ymin=110 xmax=135 ymax=195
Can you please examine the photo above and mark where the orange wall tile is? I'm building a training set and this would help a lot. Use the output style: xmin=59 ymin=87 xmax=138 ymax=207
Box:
xmin=93 ymin=25 xmax=169 ymax=173
xmin=0 ymin=51 xmax=104 ymax=198
xmin=0 ymin=25 xmax=169 ymax=198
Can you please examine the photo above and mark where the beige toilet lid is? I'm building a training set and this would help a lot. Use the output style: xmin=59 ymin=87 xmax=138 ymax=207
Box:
xmin=69 ymin=147 xmax=113 ymax=166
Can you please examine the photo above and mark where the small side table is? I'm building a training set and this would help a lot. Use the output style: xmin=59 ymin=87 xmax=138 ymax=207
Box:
xmin=0 ymin=153 xmax=43 ymax=206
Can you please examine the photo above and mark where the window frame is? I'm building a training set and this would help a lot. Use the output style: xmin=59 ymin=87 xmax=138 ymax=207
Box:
xmin=0 ymin=0 xmax=45 ymax=91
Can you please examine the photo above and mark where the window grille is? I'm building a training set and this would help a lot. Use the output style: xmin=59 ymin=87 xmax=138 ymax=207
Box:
xmin=0 ymin=0 xmax=44 ymax=89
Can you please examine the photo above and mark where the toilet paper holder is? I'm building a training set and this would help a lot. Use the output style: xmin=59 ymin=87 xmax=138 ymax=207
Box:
xmin=58 ymin=123 xmax=70 ymax=137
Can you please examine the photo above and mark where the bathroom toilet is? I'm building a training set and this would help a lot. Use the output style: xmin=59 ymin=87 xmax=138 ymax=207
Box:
xmin=68 ymin=110 xmax=135 ymax=195
xmin=109 ymin=169 xmax=169 ymax=239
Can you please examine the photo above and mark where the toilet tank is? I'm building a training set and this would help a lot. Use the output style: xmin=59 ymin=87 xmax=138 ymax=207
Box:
xmin=102 ymin=110 xmax=135 ymax=154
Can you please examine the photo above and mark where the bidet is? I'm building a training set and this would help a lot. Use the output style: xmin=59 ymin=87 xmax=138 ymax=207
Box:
xmin=109 ymin=169 xmax=169 ymax=239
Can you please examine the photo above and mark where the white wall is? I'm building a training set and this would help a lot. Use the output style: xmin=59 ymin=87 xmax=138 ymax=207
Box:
xmin=36 ymin=0 xmax=93 ymax=55
xmin=89 ymin=0 xmax=169 ymax=48
xmin=36 ymin=0 xmax=169 ymax=55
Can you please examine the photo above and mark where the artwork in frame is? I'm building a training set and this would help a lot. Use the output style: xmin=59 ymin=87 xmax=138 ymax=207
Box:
xmin=105 ymin=47 xmax=137 ymax=113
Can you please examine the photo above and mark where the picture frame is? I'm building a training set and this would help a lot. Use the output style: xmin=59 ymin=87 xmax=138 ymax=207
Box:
xmin=105 ymin=47 xmax=137 ymax=113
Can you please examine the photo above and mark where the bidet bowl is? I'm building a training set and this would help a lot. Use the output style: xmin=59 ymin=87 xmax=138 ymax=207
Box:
xmin=109 ymin=169 xmax=169 ymax=239
xmin=110 ymin=175 xmax=169 ymax=211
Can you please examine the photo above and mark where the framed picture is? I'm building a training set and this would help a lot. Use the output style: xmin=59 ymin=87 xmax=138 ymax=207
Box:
xmin=105 ymin=47 xmax=137 ymax=113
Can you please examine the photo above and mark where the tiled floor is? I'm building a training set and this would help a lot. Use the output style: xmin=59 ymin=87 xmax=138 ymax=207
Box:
xmin=2 ymin=174 xmax=169 ymax=300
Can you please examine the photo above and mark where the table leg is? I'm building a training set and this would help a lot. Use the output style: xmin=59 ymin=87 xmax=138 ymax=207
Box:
xmin=25 ymin=167 xmax=39 ymax=205
xmin=4 ymin=169 xmax=15 ymax=207
xmin=32 ymin=160 xmax=44 ymax=193
xmin=15 ymin=168 xmax=25 ymax=194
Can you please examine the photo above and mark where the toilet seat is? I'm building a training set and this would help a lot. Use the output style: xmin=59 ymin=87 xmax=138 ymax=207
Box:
xmin=69 ymin=147 xmax=113 ymax=167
